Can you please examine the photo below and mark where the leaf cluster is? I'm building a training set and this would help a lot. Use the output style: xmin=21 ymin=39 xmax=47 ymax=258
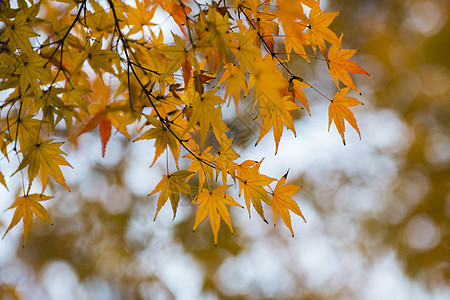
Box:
xmin=0 ymin=0 xmax=369 ymax=245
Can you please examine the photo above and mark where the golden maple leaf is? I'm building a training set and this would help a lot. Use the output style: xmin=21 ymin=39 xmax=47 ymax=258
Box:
xmin=14 ymin=139 xmax=72 ymax=192
xmin=192 ymin=185 xmax=242 ymax=245
xmin=272 ymin=171 xmax=306 ymax=237
xmin=328 ymin=87 xmax=363 ymax=145
xmin=303 ymin=2 xmax=339 ymax=55
xmin=237 ymin=160 xmax=275 ymax=222
xmin=3 ymin=194 xmax=53 ymax=246
xmin=150 ymin=170 xmax=193 ymax=220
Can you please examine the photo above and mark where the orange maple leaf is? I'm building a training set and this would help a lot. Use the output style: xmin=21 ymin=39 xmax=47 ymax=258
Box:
xmin=303 ymin=2 xmax=339 ymax=55
xmin=328 ymin=87 xmax=363 ymax=145
xmin=237 ymin=160 xmax=275 ymax=222
xmin=326 ymin=34 xmax=371 ymax=94
xmin=3 ymin=194 xmax=53 ymax=246
xmin=272 ymin=171 xmax=306 ymax=237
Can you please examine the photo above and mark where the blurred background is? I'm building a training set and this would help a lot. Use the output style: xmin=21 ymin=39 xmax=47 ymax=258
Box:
xmin=0 ymin=0 xmax=449 ymax=299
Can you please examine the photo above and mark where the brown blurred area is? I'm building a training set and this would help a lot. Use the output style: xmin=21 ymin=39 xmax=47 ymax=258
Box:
xmin=329 ymin=0 xmax=450 ymax=288
xmin=1 ymin=0 xmax=449 ymax=299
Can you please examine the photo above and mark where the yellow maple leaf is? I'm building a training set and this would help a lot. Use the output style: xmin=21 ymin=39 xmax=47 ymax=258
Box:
xmin=234 ymin=28 xmax=260 ymax=71
xmin=18 ymin=54 xmax=53 ymax=99
xmin=14 ymin=139 xmax=72 ymax=192
xmin=328 ymin=87 xmax=363 ymax=145
xmin=256 ymin=94 xmax=301 ymax=154
xmin=134 ymin=115 xmax=187 ymax=168
xmin=237 ymin=160 xmax=275 ymax=222
xmin=272 ymin=171 xmax=306 ymax=237
xmin=149 ymin=170 xmax=193 ymax=220
xmin=156 ymin=32 xmax=197 ymax=82
xmin=126 ymin=0 xmax=157 ymax=35
xmin=184 ymin=145 xmax=215 ymax=189
xmin=214 ymin=137 xmax=239 ymax=184
xmin=192 ymin=185 xmax=242 ymax=245
xmin=3 ymin=194 xmax=53 ymax=246
xmin=74 ymin=38 xmax=119 ymax=77
xmin=284 ymin=23 xmax=310 ymax=62
xmin=195 ymin=7 xmax=232 ymax=62
xmin=2 ymin=11 xmax=38 ymax=56
xmin=303 ymin=2 xmax=339 ymax=55
xmin=216 ymin=63 xmax=248 ymax=109
xmin=186 ymin=88 xmax=224 ymax=146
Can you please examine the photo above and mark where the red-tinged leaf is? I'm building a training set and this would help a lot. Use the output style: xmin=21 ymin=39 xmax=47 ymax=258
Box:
xmin=99 ymin=119 xmax=112 ymax=157
xmin=181 ymin=57 xmax=192 ymax=87
xmin=326 ymin=34 xmax=371 ymax=94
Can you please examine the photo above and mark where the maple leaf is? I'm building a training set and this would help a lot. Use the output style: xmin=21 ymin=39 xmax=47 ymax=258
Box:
xmin=0 ymin=170 xmax=7 ymax=190
xmin=272 ymin=171 xmax=306 ymax=237
xmin=150 ymin=170 xmax=193 ymax=220
xmin=192 ymin=185 xmax=242 ymax=245
xmin=18 ymin=53 xmax=53 ymax=99
xmin=184 ymin=146 xmax=215 ymax=189
xmin=328 ymin=87 xmax=363 ymax=145
xmin=214 ymin=137 xmax=240 ymax=184
xmin=2 ymin=10 xmax=39 ymax=56
xmin=2 ymin=194 xmax=53 ymax=246
xmin=185 ymin=88 xmax=224 ymax=147
xmin=285 ymin=77 xmax=311 ymax=115
xmin=156 ymin=33 xmax=197 ymax=82
xmin=256 ymin=94 xmax=301 ymax=154
xmin=167 ymin=2 xmax=191 ymax=36
xmin=216 ymin=63 xmax=248 ymax=109
xmin=237 ymin=160 xmax=275 ymax=222
xmin=234 ymin=29 xmax=260 ymax=71
xmin=303 ymin=2 xmax=339 ymax=55
xmin=77 ymin=78 xmax=133 ymax=157
xmin=195 ymin=7 xmax=232 ymax=62
xmin=284 ymin=24 xmax=310 ymax=62
xmin=75 ymin=38 xmax=119 ymax=77
xmin=126 ymin=0 xmax=157 ymax=35
xmin=253 ymin=6 xmax=279 ymax=52
xmin=14 ymin=140 xmax=72 ymax=192
xmin=326 ymin=34 xmax=371 ymax=94
xmin=134 ymin=115 xmax=187 ymax=168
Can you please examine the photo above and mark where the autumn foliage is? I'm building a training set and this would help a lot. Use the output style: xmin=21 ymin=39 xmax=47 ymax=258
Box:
xmin=0 ymin=0 xmax=370 ymax=245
